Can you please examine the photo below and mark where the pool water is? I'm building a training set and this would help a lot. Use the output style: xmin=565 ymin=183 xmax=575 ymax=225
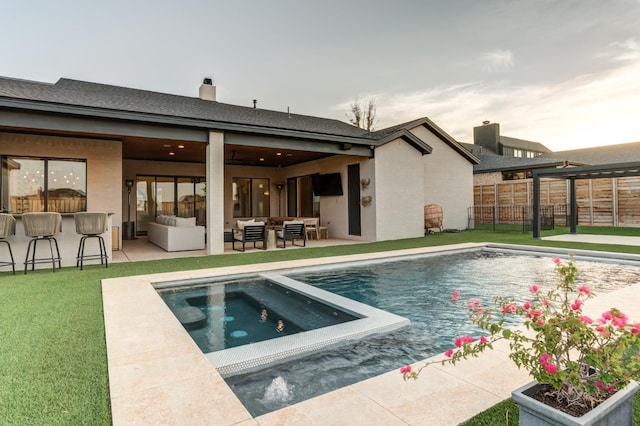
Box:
xmin=225 ymin=250 xmax=640 ymax=416
xmin=159 ymin=278 xmax=359 ymax=352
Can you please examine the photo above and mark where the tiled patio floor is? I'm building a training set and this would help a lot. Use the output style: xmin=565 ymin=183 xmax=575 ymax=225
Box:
xmin=102 ymin=242 xmax=640 ymax=425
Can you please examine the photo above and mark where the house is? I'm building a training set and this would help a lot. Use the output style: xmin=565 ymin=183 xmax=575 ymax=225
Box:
xmin=463 ymin=121 xmax=640 ymax=227
xmin=0 ymin=76 xmax=478 ymax=265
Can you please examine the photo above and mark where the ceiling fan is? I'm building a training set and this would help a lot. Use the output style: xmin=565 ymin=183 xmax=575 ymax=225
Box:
xmin=227 ymin=149 xmax=263 ymax=165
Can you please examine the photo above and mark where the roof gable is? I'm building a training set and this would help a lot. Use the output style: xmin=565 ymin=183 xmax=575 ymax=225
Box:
xmin=373 ymin=117 xmax=479 ymax=164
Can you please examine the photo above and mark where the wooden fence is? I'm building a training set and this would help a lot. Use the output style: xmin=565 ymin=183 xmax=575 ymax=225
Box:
xmin=474 ymin=176 xmax=640 ymax=227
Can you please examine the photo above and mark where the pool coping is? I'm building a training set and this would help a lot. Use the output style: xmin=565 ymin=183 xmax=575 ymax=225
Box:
xmin=102 ymin=242 xmax=640 ymax=425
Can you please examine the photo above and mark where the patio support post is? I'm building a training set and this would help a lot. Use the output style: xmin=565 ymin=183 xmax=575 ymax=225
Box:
xmin=569 ymin=177 xmax=577 ymax=234
xmin=206 ymin=131 xmax=225 ymax=254
xmin=532 ymin=172 xmax=541 ymax=239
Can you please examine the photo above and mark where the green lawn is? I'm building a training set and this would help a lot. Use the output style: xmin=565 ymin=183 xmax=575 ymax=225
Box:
xmin=1 ymin=227 xmax=639 ymax=425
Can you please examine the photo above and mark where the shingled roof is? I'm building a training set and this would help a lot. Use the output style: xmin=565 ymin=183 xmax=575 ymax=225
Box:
xmin=458 ymin=142 xmax=564 ymax=172
xmin=499 ymin=135 xmax=552 ymax=153
xmin=0 ymin=76 xmax=377 ymax=140
xmin=541 ymin=141 xmax=640 ymax=165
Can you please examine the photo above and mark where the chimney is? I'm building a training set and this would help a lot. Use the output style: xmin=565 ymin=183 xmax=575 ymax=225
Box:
xmin=199 ymin=78 xmax=216 ymax=101
xmin=473 ymin=121 xmax=501 ymax=154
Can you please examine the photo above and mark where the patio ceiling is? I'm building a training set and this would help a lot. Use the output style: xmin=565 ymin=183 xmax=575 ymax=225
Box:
xmin=122 ymin=137 xmax=334 ymax=167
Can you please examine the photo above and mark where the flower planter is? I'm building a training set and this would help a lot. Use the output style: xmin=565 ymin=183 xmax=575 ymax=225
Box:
xmin=512 ymin=379 xmax=640 ymax=426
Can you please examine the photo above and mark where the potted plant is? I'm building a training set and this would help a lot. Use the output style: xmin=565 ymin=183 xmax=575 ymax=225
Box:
xmin=401 ymin=256 xmax=640 ymax=425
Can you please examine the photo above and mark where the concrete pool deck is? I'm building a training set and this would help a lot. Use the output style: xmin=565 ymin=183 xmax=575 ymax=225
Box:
xmin=102 ymin=242 xmax=640 ymax=425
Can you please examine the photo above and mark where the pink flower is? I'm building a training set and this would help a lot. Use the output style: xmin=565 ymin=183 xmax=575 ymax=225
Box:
xmin=612 ymin=315 xmax=628 ymax=328
xmin=480 ymin=336 xmax=488 ymax=345
xmin=544 ymin=363 xmax=558 ymax=374
xmin=444 ymin=349 xmax=454 ymax=358
xmin=596 ymin=381 xmax=604 ymax=390
xmin=528 ymin=309 xmax=542 ymax=318
xmin=606 ymin=385 xmax=616 ymax=393
xmin=579 ymin=315 xmax=593 ymax=325
xmin=631 ymin=324 xmax=640 ymax=335
xmin=578 ymin=285 xmax=591 ymax=295
xmin=539 ymin=354 xmax=551 ymax=364
xmin=502 ymin=304 xmax=517 ymax=314
xmin=454 ymin=335 xmax=474 ymax=348
xmin=400 ymin=365 xmax=412 ymax=374
xmin=537 ymin=319 xmax=545 ymax=326
xmin=529 ymin=284 xmax=539 ymax=293
xmin=571 ymin=300 xmax=583 ymax=311
xmin=523 ymin=301 xmax=532 ymax=310
xmin=597 ymin=326 xmax=611 ymax=337
xmin=451 ymin=290 xmax=461 ymax=302
xmin=552 ymin=257 xmax=561 ymax=264
xmin=602 ymin=311 xmax=613 ymax=321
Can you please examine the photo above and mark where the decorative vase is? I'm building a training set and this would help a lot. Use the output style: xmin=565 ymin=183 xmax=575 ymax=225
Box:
xmin=512 ymin=380 xmax=639 ymax=426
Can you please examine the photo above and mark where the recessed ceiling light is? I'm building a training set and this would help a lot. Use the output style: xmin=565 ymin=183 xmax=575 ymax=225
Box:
xmin=178 ymin=145 xmax=185 ymax=149
xmin=169 ymin=152 xmax=175 ymax=156
xmin=259 ymin=158 xmax=265 ymax=161
xmin=286 ymin=153 xmax=293 ymax=157
xmin=163 ymin=144 xmax=171 ymax=148
xmin=276 ymin=152 xmax=282 ymax=156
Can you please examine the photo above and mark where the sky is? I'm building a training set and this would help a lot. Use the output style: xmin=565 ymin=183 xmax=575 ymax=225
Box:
xmin=2 ymin=0 xmax=640 ymax=151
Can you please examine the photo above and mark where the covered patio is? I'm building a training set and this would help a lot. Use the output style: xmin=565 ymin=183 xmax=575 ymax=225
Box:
xmin=111 ymin=234 xmax=363 ymax=263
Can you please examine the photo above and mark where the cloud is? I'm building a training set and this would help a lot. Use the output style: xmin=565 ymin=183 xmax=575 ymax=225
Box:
xmin=341 ymin=58 xmax=640 ymax=151
xmin=480 ymin=49 xmax=515 ymax=72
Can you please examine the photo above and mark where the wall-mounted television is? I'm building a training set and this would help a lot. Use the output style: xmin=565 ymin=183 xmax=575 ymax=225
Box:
xmin=312 ymin=173 xmax=343 ymax=196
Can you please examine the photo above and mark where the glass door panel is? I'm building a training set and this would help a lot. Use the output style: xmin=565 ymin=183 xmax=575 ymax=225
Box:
xmin=194 ymin=181 xmax=206 ymax=226
xmin=177 ymin=178 xmax=194 ymax=218
xmin=136 ymin=176 xmax=154 ymax=234
xmin=155 ymin=177 xmax=175 ymax=216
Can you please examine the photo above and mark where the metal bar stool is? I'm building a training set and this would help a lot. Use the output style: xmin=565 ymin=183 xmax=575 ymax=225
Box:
xmin=74 ymin=212 xmax=109 ymax=270
xmin=22 ymin=212 xmax=63 ymax=274
xmin=0 ymin=213 xmax=17 ymax=274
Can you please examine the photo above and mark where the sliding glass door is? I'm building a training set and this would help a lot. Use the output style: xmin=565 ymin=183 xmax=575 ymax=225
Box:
xmin=135 ymin=175 xmax=206 ymax=235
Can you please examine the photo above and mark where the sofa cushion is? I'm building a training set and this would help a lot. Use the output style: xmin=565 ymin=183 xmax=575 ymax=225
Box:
xmin=175 ymin=217 xmax=196 ymax=227
xmin=236 ymin=219 xmax=255 ymax=229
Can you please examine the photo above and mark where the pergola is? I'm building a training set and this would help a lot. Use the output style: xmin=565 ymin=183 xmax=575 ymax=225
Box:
xmin=532 ymin=161 xmax=640 ymax=238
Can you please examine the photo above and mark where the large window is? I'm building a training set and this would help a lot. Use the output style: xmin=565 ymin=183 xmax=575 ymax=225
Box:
xmin=1 ymin=156 xmax=86 ymax=213
xmin=135 ymin=175 xmax=205 ymax=234
xmin=232 ymin=178 xmax=270 ymax=217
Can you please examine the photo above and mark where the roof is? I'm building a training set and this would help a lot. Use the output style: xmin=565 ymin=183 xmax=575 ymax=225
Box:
xmin=499 ymin=136 xmax=552 ymax=153
xmin=541 ymin=141 xmax=640 ymax=165
xmin=0 ymin=76 xmax=479 ymax=161
xmin=458 ymin=142 xmax=562 ymax=172
xmin=0 ymin=76 xmax=373 ymax=140
xmin=373 ymin=117 xmax=479 ymax=164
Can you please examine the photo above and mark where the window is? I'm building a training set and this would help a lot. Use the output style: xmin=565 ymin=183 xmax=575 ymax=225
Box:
xmin=1 ymin=156 xmax=86 ymax=213
xmin=232 ymin=177 xmax=270 ymax=217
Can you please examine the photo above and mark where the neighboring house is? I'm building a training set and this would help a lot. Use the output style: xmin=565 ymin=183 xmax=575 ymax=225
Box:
xmin=463 ymin=121 xmax=640 ymax=227
xmin=0 ymin=76 xmax=478 ymax=264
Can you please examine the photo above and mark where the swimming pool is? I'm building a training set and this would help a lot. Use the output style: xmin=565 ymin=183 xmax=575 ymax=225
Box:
xmin=223 ymin=249 xmax=640 ymax=416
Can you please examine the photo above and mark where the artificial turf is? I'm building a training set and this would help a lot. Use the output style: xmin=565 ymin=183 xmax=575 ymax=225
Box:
xmin=1 ymin=227 xmax=639 ymax=424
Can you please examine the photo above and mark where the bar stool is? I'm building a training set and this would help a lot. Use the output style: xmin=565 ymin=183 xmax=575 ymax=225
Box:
xmin=74 ymin=212 xmax=109 ymax=270
xmin=23 ymin=212 xmax=63 ymax=274
xmin=0 ymin=213 xmax=16 ymax=274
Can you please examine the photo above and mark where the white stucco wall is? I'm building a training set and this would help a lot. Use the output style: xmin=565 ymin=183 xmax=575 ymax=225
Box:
xmin=373 ymin=139 xmax=425 ymax=240
xmin=409 ymin=126 xmax=474 ymax=230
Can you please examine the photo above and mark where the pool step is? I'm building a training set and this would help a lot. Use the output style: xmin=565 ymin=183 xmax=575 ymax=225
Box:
xmin=241 ymin=284 xmax=358 ymax=331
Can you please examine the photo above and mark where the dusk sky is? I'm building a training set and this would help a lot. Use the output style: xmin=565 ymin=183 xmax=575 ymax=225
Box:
xmin=2 ymin=0 xmax=639 ymax=151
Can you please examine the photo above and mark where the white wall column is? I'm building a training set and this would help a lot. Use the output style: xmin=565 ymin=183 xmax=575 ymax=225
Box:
xmin=206 ymin=131 xmax=225 ymax=254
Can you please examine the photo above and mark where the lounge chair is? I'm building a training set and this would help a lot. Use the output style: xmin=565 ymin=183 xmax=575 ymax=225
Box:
xmin=276 ymin=220 xmax=306 ymax=248
xmin=232 ymin=222 xmax=267 ymax=251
